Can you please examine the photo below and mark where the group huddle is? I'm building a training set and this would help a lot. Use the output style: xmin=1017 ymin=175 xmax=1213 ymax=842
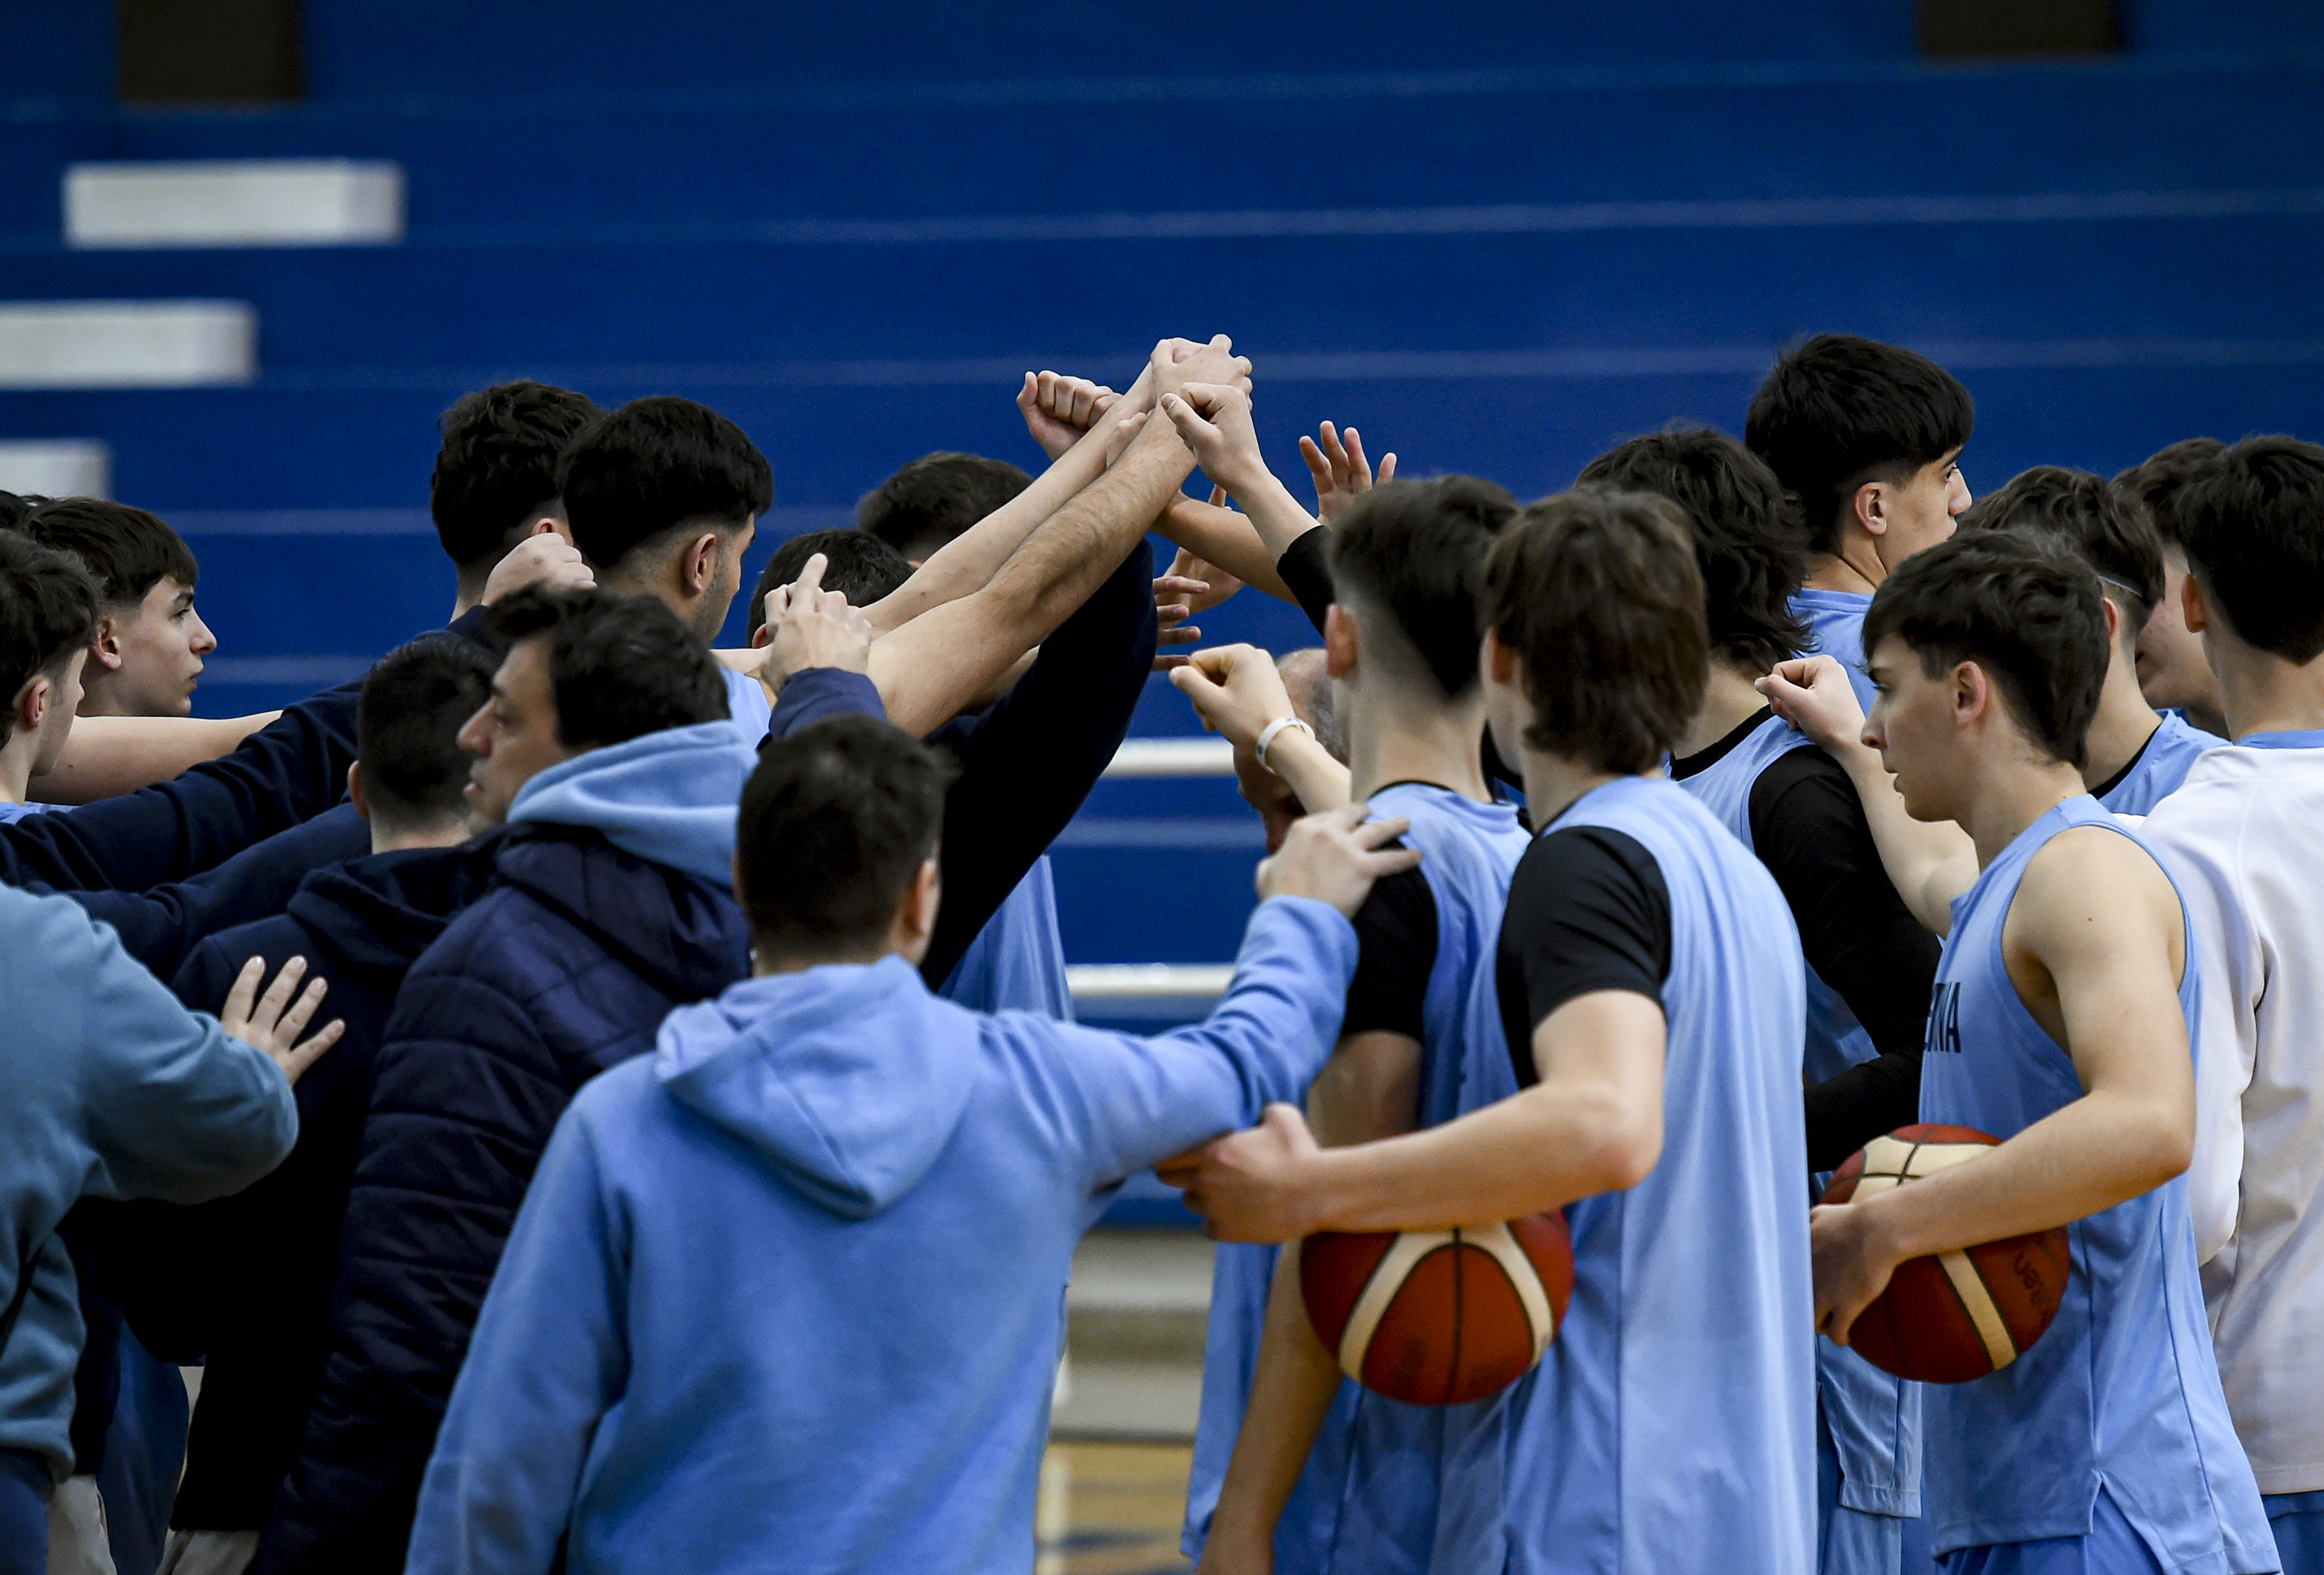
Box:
xmin=0 ymin=329 xmax=2315 ymax=1575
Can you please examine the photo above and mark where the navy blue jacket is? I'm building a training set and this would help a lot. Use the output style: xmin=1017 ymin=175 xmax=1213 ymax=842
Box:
xmin=96 ymin=838 xmax=507 ymax=1533
xmin=251 ymin=824 xmax=750 ymax=1574
xmin=60 ymin=803 xmax=375 ymax=979
xmin=768 ymin=540 xmax=1157 ymax=988
xmin=0 ymin=677 xmax=363 ymax=893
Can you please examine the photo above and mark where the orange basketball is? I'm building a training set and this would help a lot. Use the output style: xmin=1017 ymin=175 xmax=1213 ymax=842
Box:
xmin=1822 ymin=1124 xmax=2073 ymax=1384
xmin=1299 ymin=1214 xmax=1574 ymax=1406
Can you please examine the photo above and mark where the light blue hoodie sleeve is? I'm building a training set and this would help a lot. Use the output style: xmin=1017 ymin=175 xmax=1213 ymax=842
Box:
xmin=43 ymin=890 xmax=298 ymax=1203
xmin=407 ymin=1095 xmax=630 ymax=1575
xmin=1023 ymin=895 xmax=1358 ymax=1194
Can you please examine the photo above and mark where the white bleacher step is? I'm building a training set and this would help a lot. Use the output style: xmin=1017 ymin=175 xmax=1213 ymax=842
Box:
xmin=65 ymin=161 xmax=406 ymax=249
xmin=1067 ymin=964 xmax=1234 ymax=1011
xmin=0 ymin=302 xmax=256 ymax=388
xmin=0 ymin=440 xmax=108 ymax=498
xmin=1100 ymin=736 xmax=1234 ymax=778
xmin=1056 ymin=1229 xmax=1212 ymax=1440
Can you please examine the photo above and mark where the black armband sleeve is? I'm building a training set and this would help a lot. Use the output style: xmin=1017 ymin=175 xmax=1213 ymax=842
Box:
xmin=1497 ymin=827 xmax=1670 ymax=1086
xmin=1276 ymin=526 xmax=1335 ymax=637
xmin=1338 ymin=864 xmax=1436 ymax=1042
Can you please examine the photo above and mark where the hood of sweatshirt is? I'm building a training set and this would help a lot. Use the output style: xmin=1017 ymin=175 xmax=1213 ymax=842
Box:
xmin=654 ymin=955 xmax=974 ymax=1219
xmin=283 ymin=833 xmax=507 ymax=978
xmin=505 ymin=721 xmax=755 ymax=890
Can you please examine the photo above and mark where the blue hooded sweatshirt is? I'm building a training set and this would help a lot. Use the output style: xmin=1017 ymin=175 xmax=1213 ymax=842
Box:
xmin=404 ymin=894 xmax=1358 ymax=1575
xmin=0 ymin=885 xmax=297 ymax=1478
xmin=253 ymin=723 xmax=759 ymax=1575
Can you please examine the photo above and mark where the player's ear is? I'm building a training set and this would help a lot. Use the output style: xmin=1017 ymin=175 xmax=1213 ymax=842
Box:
xmin=1951 ymin=660 xmax=1987 ymax=729
xmin=88 ymin=613 xmax=126 ymax=673
xmin=2181 ymin=570 xmax=2211 ymax=636
xmin=1853 ymin=480 xmax=1886 ymax=538
xmin=683 ymin=531 xmax=721 ymax=594
xmin=347 ymin=761 xmax=370 ymax=823
xmin=1322 ymin=604 xmax=1358 ymax=680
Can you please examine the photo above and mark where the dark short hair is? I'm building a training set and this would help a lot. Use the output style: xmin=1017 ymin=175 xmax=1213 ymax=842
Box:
xmin=558 ymin=396 xmax=774 ymax=573
xmin=857 ymin=452 xmax=1033 ymax=560
xmin=2113 ymin=437 xmax=2226 ymax=551
xmin=1577 ymin=427 xmax=1810 ymax=672
xmin=486 ymin=588 xmax=729 ymax=749
xmin=357 ymin=636 xmax=497 ymax=830
xmin=1325 ymin=476 xmax=1518 ymax=698
xmin=0 ymin=491 xmax=43 ymax=531
xmin=19 ymin=497 xmax=198 ymax=608
xmin=430 ymin=380 xmax=602 ymax=573
xmin=1745 ymin=334 xmax=1975 ymax=555
xmin=1483 ymin=491 xmax=1708 ymax=774
xmin=0 ymin=533 xmax=100 ymax=747
xmin=746 ymin=528 xmax=913 ymax=640
xmin=2170 ymin=435 xmax=2324 ymax=663
xmin=736 ymin=714 xmax=957 ymax=955
xmin=1861 ymin=530 xmax=2107 ymax=767
xmin=1957 ymin=466 xmax=2164 ymax=642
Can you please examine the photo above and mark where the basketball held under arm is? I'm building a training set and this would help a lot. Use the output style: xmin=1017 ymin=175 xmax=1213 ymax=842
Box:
xmin=1814 ymin=829 xmax=2197 ymax=1341
xmin=1180 ymin=991 xmax=1666 ymax=1241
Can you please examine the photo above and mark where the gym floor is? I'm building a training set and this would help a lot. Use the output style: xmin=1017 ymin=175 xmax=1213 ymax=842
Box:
xmin=1038 ymin=1442 xmax=1195 ymax=1574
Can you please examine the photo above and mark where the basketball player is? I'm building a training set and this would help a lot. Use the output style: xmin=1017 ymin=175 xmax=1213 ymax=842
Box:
xmin=1761 ymin=532 xmax=2274 ymax=1574
xmin=1747 ymin=334 xmax=1975 ymax=710
xmin=1954 ymin=466 xmax=2221 ymax=812
xmin=2140 ymin=437 xmax=2324 ymax=1574
xmin=1171 ymin=478 xmax=1529 ymax=1575
xmin=1169 ymin=491 xmax=1817 ymax=1575
xmin=1582 ymin=431 xmax=1938 ymax=1575
xmin=2114 ymin=439 xmax=2230 ymax=739
xmin=399 ymin=718 xmax=1418 ymax=1575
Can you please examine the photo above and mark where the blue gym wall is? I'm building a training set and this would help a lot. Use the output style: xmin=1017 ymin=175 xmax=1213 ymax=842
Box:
xmin=5 ymin=1 xmax=2323 ymax=973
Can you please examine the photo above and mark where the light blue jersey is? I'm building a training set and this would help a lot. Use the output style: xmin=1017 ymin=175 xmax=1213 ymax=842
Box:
xmin=2096 ymin=710 xmax=2224 ymax=816
xmin=939 ymin=856 xmax=1073 ymax=1019
xmin=720 ymin=664 xmax=773 ymax=748
xmin=0 ymin=800 xmax=58 ymax=823
xmin=1794 ymin=587 xmax=1878 ymax=712
xmin=1485 ymin=776 xmax=1817 ymax=1575
xmin=1674 ymin=713 xmax=1921 ymax=1574
xmin=1918 ymin=796 xmax=2274 ymax=1571
xmin=1185 ymin=785 xmax=1529 ymax=1575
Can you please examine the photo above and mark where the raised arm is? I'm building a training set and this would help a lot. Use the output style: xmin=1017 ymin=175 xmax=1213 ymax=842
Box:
xmin=1171 ymin=644 xmax=1351 ymax=816
xmin=858 ymin=351 xmax=1178 ymax=635
xmin=1758 ymin=654 xmax=1975 ymax=934
xmin=1162 ymin=383 xmax=1327 ymax=564
xmin=863 ymin=341 xmax=1248 ymax=736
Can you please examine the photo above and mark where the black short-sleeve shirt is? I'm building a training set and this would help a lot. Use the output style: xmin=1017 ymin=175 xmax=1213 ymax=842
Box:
xmin=1497 ymin=826 xmax=1672 ymax=1087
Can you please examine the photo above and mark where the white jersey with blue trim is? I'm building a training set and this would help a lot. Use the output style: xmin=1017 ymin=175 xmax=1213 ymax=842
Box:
xmin=1184 ymin=784 xmax=1528 ymax=1575
xmin=1917 ymin=796 xmax=2274 ymax=1569
xmin=1792 ymin=588 xmax=1877 ymax=713
xmin=1672 ymin=712 xmax=1923 ymax=1551
xmin=1484 ymin=775 xmax=1817 ymax=1575
xmin=2096 ymin=708 xmax=2225 ymax=816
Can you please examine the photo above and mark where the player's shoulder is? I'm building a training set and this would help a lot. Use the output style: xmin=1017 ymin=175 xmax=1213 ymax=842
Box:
xmin=2015 ymin=820 xmax=2182 ymax=937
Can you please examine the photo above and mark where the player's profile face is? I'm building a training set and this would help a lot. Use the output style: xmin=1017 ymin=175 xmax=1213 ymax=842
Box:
xmin=1876 ymin=452 xmax=1969 ymax=574
xmin=1862 ymin=635 xmax=1954 ymax=820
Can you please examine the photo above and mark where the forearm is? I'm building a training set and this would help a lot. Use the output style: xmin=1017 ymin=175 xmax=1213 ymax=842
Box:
xmin=1160 ymin=497 xmax=1298 ymax=604
xmin=35 ymin=712 xmax=280 ymax=803
xmin=1302 ymin=1080 xmax=1646 ymax=1232
xmin=1804 ymin=1048 xmax=1922 ymax=1174
xmin=864 ymin=417 xmax=1122 ymax=634
xmin=1205 ymin=1245 xmax=1342 ymax=1560
xmin=1861 ymin=1087 xmax=2192 ymax=1256
xmin=1265 ymin=731 xmax=1351 ymax=816
xmin=1832 ymin=742 xmax=1973 ymax=934
xmin=868 ymin=421 xmax=1193 ymax=736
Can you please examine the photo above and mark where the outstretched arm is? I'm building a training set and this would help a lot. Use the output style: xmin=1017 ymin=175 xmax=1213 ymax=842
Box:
xmin=1170 ymin=644 xmax=1351 ymax=816
xmin=1162 ymin=383 xmax=1325 ymax=564
xmin=1758 ymin=655 xmax=1975 ymax=934
xmin=1812 ymin=826 xmax=2196 ymax=1342
xmin=864 ymin=341 xmax=1248 ymax=736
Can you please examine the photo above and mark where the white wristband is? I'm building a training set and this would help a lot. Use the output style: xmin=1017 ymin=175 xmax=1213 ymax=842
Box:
xmin=1253 ymin=715 xmax=1316 ymax=774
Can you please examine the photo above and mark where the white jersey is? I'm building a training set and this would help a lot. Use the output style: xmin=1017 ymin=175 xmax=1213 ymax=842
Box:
xmin=2141 ymin=728 xmax=2324 ymax=1496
